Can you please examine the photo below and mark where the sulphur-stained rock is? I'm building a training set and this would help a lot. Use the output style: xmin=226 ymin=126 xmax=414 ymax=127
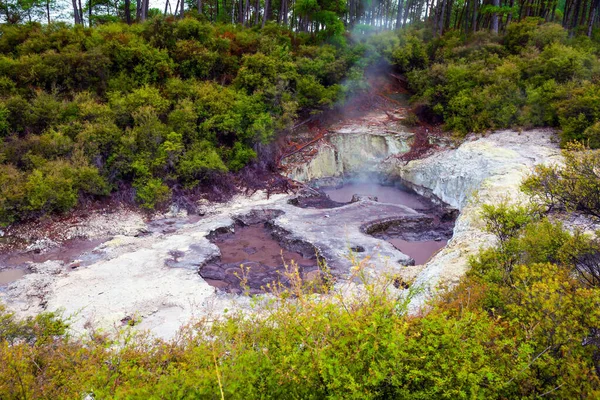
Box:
xmin=281 ymin=120 xmax=414 ymax=182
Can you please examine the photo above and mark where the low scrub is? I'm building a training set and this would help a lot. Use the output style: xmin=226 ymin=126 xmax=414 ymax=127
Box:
xmin=383 ymin=20 xmax=600 ymax=145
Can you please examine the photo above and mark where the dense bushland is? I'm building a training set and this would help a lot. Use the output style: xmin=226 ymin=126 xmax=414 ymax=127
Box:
xmin=382 ymin=19 xmax=600 ymax=145
xmin=2 ymin=147 xmax=600 ymax=398
xmin=0 ymin=19 xmax=372 ymax=224
xmin=1 ymin=18 xmax=600 ymax=226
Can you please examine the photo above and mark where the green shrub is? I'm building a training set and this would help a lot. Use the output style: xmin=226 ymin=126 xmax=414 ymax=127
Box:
xmin=135 ymin=177 xmax=171 ymax=209
xmin=24 ymin=163 xmax=78 ymax=214
xmin=557 ymin=83 xmax=600 ymax=147
xmin=522 ymin=143 xmax=600 ymax=219
xmin=177 ymin=141 xmax=227 ymax=187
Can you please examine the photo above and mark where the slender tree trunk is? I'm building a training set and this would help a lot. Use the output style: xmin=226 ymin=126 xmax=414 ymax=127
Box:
xmin=88 ymin=0 xmax=92 ymax=26
xmin=125 ymin=0 xmax=131 ymax=22
xmin=445 ymin=0 xmax=453 ymax=29
xmin=506 ymin=0 xmax=514 ymax=25
xmin=72 ymin=0 xmax=80 ymax=24
xmin=180 ymin=0 xmax=184 ymax=18
xmin=199 ymin=0 xmax=203 ymax=15
xmin=492 ymin=0 xmax=499 ymax=33
xmin=588 ymin=2 xmax=597 ymax=36
xmin=472 ymin=0 xmax=478 ymax=31
xmin=456 ymin=1 xmax=466 ymax=29
xmin=396 ymin=0 xmax=404 ymax=28
xmin=239 ymin=0 xmax=243 ymax=23
xmin=78 ymin=0 xmax=84 ymax=24
xmin=164 ymin=0 xmax=169 ymax=14
xmin=438 ymin=0 xmax=447 ymax=34
xmin=262 ymin=0 xmax=268 ymax=26
xmin=579 ymin=0 xmax=589 ymax=27
xmin=402 ymin=0 xmax=410 ymax=25
xmin=571 ymin=0 xmax=581 ymax=35
xmin=254 ymin=0 xmax=259 ymax=25
xmin=46 ymin=0 xmax=51 ymax=24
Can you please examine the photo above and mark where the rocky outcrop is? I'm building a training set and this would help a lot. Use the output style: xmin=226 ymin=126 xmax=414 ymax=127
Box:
xmin=382 ymin=130 xmax=562 ymax=307
xmin=1 ymin=127 xmax=562 ymax=338
xmin=282 ymin=128 xmax=562 ymax=306
xmin=282 ymin=123 xmax=413 ymax=182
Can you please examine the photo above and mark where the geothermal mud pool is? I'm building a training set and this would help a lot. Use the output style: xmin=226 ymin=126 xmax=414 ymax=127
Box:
xmin=0 ymin=117 xmax=561 ymax=339
xmin=0 ymin=269 xmax=26 ymax=286
xmin=201 ymin=222 xmax=319 ymax=294
xmin=195 ymin=181 xmax=455 ymax=295
xmin=322 ymin=181 xmax=428 ymax=210
xmin=303 ymin=178 xmax=456 ymax=269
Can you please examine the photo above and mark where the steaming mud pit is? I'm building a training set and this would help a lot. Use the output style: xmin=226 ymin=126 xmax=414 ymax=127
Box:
xmin=307 ymin=179 xmax=456 ymax=269
xmin=0 ymin=123 xmax=562 ymax=339
xmin=323 ymin=182 xmax=428 ymax=210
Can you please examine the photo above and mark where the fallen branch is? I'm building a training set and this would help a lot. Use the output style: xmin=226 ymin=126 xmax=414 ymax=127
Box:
xmin=276 ymin=131 xmax=330 ymax=168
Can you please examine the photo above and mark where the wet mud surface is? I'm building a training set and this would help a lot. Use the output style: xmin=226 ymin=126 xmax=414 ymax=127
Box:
xmin=323 ymin=182 xmax=429 ymax=210
xmin=201 ymin=223 xmax=319 ymax=295
xmin=200 ymin=180 xmax=457 ymax=295
xmin=0 ymin=237 xmax=107 ymax=268
xmin=388 ymin=238 xmax=448 ymax=266
xmin=0 ymin=237 xmax=109 ymax=286
xmin=294 ymin=179 xmax=457 ymax=266
xmin=0 ymin=268 xmax=26 ymax=286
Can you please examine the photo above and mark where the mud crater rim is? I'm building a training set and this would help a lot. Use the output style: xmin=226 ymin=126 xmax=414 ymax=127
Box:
xmin=199 ymin=210 xmax=327 ymax=295
xmin=299 ymin=174 xmax=458 ymax=266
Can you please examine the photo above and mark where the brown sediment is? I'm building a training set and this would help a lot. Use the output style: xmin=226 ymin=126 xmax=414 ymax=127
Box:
xmin=201 ymin=224 xmax=319 ymax=295
xmin=0 ymin=268 xmax=26 ymax=285
xmin=0 ymin=237 xmax=107 ymax=268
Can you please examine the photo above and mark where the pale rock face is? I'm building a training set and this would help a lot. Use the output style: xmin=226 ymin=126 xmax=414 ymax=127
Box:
xmin=382 ymin=130 xmax=562 ymax=308
xmin=283 ymin=131 xmax=413 ymax=182
xmin=283 ymin=128 xmax=563 ymax=308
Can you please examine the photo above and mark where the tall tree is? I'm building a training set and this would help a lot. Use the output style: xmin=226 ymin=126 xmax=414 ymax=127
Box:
xmin=261 ymin=0 xmax=268 ymax=26
xmin=492 ymin=0 xmax=499 ymax=33
xmin=396 ymin=0 xmax=404 ymax=28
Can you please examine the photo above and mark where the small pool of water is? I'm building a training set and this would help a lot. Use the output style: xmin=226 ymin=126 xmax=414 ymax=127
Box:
xmin=201 ymin=224 xmax=318 ymax=294
xmin=0 ymin=268 xmax=26 ymax=285
xmin=0 ymin=237 xmax=106 ymax=268
xmin=215 ymin=225 xmax=316 ymax=267
xmin=321 ymin=180 xmax=454 ymax=266
xmin=323 ymin=182 xmax=428 ymax=209
xmin=388 ymin=238 xmax=448 ymax=265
